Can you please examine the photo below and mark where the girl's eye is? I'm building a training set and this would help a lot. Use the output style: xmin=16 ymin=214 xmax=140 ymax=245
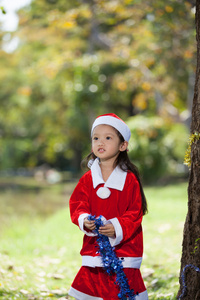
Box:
xmin=93 ymin=137 xmax=98 ymax=140
xmin=106 ymin=136 xmax=111 ymax=140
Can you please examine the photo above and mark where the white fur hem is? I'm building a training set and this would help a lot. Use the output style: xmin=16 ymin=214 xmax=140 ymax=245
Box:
xmin=68 ymin=287 xmax=103 ymax=299
xmin=68 ymin=287 xmax=148 ymax=299
xmin=136 ymin=290 xmax=149 ymax=299
xmin=82 ymin=255 xmax=142 ymax=268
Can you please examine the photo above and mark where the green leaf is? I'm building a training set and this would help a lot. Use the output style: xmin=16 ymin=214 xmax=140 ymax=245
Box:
xmin=0 ymin=6 xmax=6 ymax=14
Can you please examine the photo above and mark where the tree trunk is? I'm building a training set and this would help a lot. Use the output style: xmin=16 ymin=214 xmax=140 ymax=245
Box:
xmin=177 ymin=1 xmax=200 ymax=299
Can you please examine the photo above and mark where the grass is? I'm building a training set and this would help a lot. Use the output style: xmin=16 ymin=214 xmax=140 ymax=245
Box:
xmin=0 ymin=177 xmax=188 ymax=300
xmin=142 ymin=183 xmax=188 ymax=299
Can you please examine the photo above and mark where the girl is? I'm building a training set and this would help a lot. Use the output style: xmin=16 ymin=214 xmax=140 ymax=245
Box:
xmin=69 ymin=113 xmax=148 ymax=300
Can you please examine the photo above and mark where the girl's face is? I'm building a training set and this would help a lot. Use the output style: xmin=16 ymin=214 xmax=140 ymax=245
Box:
xmin=92 ymin=124 xmax=128 ymax=164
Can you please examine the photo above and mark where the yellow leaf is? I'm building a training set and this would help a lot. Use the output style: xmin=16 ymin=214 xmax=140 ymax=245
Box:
xmin=145 ymin=58 xmax=155 ymax=68
xmin=17 ymin=86 xmax=32 ymax=96
xmin=69 ymin=12 xmax=78 ymax=19
xmin=132 ymin=93 xmax=147 ymax=110
xmin=124 ymin=0 xmax=134 ymax=4
xmin=184 ymin=50 xmax=193 ymax=59
xmin=62 ymin=21 xmax=75 ymax=28
xmin=165 ymin=6 xmax=173 ymax=13
xmin=117 ymin=81 xmax=127 ymax=91
xmin=141 ymin=82 xmax=151 ymax=91
xmin=80 ymin=9 xmax=92 ymax=19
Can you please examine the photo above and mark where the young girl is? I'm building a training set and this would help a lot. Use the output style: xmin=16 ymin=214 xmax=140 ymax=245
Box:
xmin=68 ymin=113 xmax=148 ymax=300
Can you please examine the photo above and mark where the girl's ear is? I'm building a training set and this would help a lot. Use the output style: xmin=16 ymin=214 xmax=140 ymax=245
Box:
xmin=119 ymin=141 xmax=128 ymax=152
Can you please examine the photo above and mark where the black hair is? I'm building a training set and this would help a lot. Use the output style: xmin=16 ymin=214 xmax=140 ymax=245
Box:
xmin=81 ymin=129 xmax=148 ymax=215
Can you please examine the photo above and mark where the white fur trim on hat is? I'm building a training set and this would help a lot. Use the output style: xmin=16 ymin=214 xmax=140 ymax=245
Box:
xmin=91 ymin=113 xmax=131 ymax=142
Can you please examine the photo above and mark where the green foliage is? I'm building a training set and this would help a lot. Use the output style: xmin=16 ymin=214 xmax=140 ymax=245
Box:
xmin=191 ymin=238 xmax=200 ymax=254
xmin=0 ymin=6 xmax=6 ymax=14
xmin=127 ymin=115 xmax=189 ymax=183
xmin=0 ymin=0 xmax=196 ymax=179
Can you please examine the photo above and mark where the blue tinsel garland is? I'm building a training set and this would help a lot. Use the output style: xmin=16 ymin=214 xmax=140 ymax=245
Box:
xmin=178 ymin=264 xmax=200 ymax=299
xmin=88 ymin=215 xmax=137 ymax=300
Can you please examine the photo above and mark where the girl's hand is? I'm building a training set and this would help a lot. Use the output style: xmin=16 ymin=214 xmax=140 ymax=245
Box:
xmin=84 ymin=218 xmax=96 ymax=231
xmin=99 ymin=223 xmax=116 ymax=237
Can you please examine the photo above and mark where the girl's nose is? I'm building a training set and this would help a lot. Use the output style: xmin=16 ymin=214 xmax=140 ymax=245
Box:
xmin=98 ymin=138 xmax=104 ymax=145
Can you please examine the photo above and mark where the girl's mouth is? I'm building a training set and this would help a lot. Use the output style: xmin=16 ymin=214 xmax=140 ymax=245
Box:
xmin=98 ymin=148 xmax=105 ymax=153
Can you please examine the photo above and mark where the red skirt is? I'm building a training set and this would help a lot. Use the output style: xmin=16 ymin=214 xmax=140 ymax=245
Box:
xmin=69 ymin=266 xmax=147 ymax=300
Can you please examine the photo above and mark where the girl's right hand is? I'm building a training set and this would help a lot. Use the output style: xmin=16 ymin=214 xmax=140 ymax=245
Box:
xmin=84 ymin=218 xmax=96 ymax=231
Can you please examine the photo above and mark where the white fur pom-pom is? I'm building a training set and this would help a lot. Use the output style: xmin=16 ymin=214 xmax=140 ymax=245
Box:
xmin=96 ymin=187 xmax=111 ymax=199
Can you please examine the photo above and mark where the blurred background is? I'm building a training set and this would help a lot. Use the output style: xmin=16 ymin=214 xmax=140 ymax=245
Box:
xmin=0 ymin=0 xmax=196 ymax=299
xmin=0 ymin=0 xmax=195 ymax=183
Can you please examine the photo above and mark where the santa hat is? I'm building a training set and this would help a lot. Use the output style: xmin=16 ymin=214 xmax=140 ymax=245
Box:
xmin=91 ymin=113 xmax=131 ymax=142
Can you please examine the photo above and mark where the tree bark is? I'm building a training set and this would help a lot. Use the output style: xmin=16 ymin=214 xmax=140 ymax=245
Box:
xmin=178 ymin=1 xmax=200 ymax=299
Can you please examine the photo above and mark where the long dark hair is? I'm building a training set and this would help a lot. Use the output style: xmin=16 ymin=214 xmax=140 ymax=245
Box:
xmin=81 ymin=131 xmax=148 ymax=215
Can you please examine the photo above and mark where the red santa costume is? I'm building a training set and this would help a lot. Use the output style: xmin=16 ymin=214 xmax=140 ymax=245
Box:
xmin=68 ymin=114 xmax=148 ymax=300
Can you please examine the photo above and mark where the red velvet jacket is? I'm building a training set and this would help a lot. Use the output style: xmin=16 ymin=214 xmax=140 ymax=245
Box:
xmin=69 ymin=159 xmax=144 ymax=269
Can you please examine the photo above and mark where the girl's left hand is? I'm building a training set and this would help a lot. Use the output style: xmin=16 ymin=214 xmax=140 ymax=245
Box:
xmin=99 ymin=223 xmax=116 ymax=237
